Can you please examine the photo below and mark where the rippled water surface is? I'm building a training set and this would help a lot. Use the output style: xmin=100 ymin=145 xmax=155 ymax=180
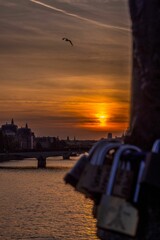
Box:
xmin=0 ymin=158 xmax=98 ymax=240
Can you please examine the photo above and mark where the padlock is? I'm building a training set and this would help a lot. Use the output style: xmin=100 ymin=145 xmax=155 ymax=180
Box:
xmin=141 ymin=139 xmax=160 ymax=189
xmin=96 ymin=227 xmax=134 ymax=240
xmin=64 ymin=153 xmax=89 ymax=187
xmin=76 ymin=141 xmax=122 ymax=199
xmin=75 ymin=139 xmax=110 ymax=196
xmin=76 ymin=141 xmax=110 ymax=196
xmin=152 ymin=139 xmax=160 ymax=153
xmin=92 ymin=142 xmax=119 ymax=219
xmin=64 ymin=139 xmax=109 ymax=189
xmin=86 ymin=142 xmax=122 ymax=197
xmin=97 ymin=144 xmax=145 ymax=238
xmin=89 ymin=142 xmax=122 ymax=218
xmin=135 ymin=140 xmax=160 ymax=240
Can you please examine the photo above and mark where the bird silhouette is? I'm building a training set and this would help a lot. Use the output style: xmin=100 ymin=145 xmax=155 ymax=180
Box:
xmin=62 ymin=37 xmax=73 ymax=46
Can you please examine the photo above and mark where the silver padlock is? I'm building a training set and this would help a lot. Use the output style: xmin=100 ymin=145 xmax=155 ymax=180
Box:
xmin=88 ymin=139 xmax=110 ymax=161
xmin=76 ymin=141 xmax=121 ymax=199
xmin=90 ymin=142 xmax=122 ymax=218
xmin=87 ymin=142 xmax=122 ymax=201
xmin=97 ymin=144 xmax=145 ymax=237
xmin=90 ymin=142 xmax=122 ymax=195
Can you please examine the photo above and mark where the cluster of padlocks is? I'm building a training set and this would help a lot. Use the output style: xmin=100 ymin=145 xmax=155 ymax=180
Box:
xmin=64 ymin=139 xmax=160 ymax=239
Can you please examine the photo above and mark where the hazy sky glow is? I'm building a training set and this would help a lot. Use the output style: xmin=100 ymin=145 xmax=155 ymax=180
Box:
xmin=0 ymin=0 xmax=131 ymax=139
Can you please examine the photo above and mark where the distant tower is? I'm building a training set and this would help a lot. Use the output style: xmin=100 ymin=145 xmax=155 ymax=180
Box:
xmin=107 ymin=132 xmax=112 ymax=139
xmin=11 ymin=118 xmax=14 ymax=125
xmin=25 ymin=123 xmax=28 ymax=129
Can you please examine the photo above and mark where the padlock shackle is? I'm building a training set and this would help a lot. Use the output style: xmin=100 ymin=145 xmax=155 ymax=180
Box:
xmin=106 ymin=144 xmax=141 ymax=196
xmin=133 ymin=161 xmax=145 ymax=202
xmin=97 ymin=142 xmax=122 ymax=165
xmin=152 ymin=139 xmax=160 ymax=153
xmin=89 ymin=140 xmax=109 ymax=165
xmin=89 ymin=141 xmax=122 ymax=165
xmin=88 ymin=139 xmax=109 ymax=164
xmin=88 ymin=139 xmax=108 ymax=156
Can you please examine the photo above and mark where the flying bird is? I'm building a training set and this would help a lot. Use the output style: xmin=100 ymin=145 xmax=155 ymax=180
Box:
xmin=62 ymin=37 xmax=73 ymax=46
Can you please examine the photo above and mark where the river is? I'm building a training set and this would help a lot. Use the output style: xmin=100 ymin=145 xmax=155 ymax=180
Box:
xmin=0 ymin=157 xmax=98 ymax=240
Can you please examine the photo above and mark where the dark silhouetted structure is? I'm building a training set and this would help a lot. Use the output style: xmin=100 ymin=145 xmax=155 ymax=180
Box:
xmin=124 ymin=1 xmax=160 ymax=240
xmin=125 ymin=0 xmax=160 ymax=151
xmin=37 ymin=155 xmax=46 ymax=168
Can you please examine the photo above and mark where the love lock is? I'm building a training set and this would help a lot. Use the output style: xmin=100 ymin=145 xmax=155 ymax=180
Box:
xmin=75 ymin=139 xmax=109 ymax=196
xmin=64 ymin=153 xmax=89 ymax=188
xmin=76 ymin=140 xmax=121 ymax=199
xmin=97 ymin=144 xmax=145 ymax=238
xmin=152 ymin=139 xmax=160 ymax=153
xmin=141 ymin=138 xmax=160 ymax=189
xmin=137 ymin=139 xmax=160 ymax=239
xmin=86 ymin=142 xmax=122 ymax=198
xmin=90 ymin=142 xmax=122 ymax=218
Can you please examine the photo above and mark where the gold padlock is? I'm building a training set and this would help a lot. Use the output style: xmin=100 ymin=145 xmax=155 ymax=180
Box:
xmin=97 ymin=144 xmax=144 ymax=237
xmin=98 ymin=195 xmax=138 ymax=236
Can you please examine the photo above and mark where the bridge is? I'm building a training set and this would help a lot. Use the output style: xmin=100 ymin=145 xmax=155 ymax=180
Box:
xmin=0 ymin=150 xmax=80 ymax=168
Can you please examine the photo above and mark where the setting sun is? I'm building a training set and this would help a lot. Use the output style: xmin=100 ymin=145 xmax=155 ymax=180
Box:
xmin=0 ymin=0 xmax=130 ymax=140
xmin=96 ymin=113 xmax=108 ymax=127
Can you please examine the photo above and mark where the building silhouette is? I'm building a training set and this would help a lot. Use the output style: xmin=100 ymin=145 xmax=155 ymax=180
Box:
xmin=0 ymin=119 xmax=34 ymax=150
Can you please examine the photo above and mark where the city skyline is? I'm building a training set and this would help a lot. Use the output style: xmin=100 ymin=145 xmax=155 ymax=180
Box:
xmin=0 ymin=0 xmax=131 ymax=140
xmin=0 ymin=118 xmax=122 ymax=140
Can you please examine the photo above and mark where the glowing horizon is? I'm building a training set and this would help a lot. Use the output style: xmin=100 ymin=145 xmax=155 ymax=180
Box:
xmin=0 ymin=0 xmax=131 ymax=139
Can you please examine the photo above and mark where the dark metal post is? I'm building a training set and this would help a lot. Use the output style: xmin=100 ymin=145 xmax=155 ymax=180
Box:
xmin=125 ymin=0 xmax=160 ymax=151
xmin=124 ymin=1 xmax=160 ymax=240
xmin=98 ymin=1 xmax=160 ymax=239
xmin=37 ymin=155 xmax=46 ymax=168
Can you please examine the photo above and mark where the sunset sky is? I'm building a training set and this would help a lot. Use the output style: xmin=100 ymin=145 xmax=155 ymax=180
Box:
xmin=0 ymin=0 xmax=131 ymax=140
